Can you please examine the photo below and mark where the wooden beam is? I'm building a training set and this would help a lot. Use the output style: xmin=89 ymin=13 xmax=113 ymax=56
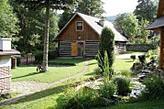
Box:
xmin=160 ymin=28 xmax=164 ymax=69
xmin=157 ymin=0 xmax=164 ymax=17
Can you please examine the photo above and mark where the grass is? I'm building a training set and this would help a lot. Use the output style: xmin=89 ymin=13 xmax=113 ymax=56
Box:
xmin=12 ymin=58 xmax=88 ymax=83
xmin=1 ymin=59 xmax=98 ymax=109
xmin=48 ymin=57 xmax=85 ymax=65
xmin=1 ymin=53 xmax=137 ymax=109
xmin=94 ymin=100 xmax=164 ymax=109
xmin=12 ymin=66 xmax=82 ymax=83
xmin=1 ymin=84 xmax=66 ymax=109
xmin=113 ymin=58 xmax=134 ymax=72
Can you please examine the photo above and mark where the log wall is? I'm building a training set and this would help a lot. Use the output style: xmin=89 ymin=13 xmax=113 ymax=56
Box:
xmin=59 ymin=41 xmax=71 ymax=57
xmin=85 ymin=40 xmax=99 ymax=57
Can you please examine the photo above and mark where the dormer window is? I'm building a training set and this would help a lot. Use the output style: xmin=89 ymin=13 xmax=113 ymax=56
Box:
xmin=76 ymin=21 xmax=83 ymax=31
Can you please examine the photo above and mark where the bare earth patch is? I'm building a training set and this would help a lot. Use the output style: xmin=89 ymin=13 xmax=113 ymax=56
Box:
xmin=11 ymin=81 xmax=49 ymax=95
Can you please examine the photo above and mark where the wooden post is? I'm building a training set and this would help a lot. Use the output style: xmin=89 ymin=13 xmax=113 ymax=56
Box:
xmin=160 ymin=28 xmax=164 ymax=69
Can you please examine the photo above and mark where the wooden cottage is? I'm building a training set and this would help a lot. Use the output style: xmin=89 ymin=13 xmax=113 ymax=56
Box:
xmin=56 ymin=12 xmax=128 ymax=57
xmin=0 ymin=38 xmax=20 ymax=94
xmin=148 ymin=0 xmax=164 ymax=69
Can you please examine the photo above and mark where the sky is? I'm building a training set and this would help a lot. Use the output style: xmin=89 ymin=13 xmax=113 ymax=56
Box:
xmin=102 ymin=0 xmax=138 ymax=16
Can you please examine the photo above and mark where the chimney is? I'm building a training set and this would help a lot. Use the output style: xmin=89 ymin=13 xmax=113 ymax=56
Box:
xmin=98 ymin=18 xmax=105 ymax=27
xmin=0 ymin=38 xmax=11 ymax=51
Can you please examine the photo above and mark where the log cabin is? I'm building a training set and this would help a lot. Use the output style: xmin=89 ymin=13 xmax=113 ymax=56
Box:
xmin=56 ymin=12 xmax=128 ymax=57
xmin=148 ymin=0 xmax=164 ymax=69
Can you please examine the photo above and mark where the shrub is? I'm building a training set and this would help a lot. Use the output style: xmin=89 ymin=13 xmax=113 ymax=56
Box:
xmin=56 ymin=88 xmax=76 ymax=109
xmin=98 ymin=27 xmax=115 ymax=72
xmin=94 ymin=67 xmax=102 ymax=75
xmin=141 ymin=74 xmax=164 ymax=100
xmin=113 ymin=76 xmax=131 ymax=96
xmin=97 ymin=51 xmax=114 ymax=77
xmin=138 ymin=55 xmax=146 ymax=64
xmin=56 ymin=87 xmax=100 ymax=109
xmin=99 ymin=81 xmax=116 ymax=99
xmin=130 ymin=55 xmax=136 ymax=61
xmin=35 ymin=49 xmax=58 ymax=64
xmin=120 ymin=70 xmax=131 ymax=77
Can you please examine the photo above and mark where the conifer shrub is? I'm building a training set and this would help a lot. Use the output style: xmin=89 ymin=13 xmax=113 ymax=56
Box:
xmin=98 ymin=27 xmax=115 ymax=73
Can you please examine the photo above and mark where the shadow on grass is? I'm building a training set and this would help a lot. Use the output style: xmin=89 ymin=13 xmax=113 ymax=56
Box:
xmin=85 ymin=71 xmax=96 ymax=76
xmin=88 ymin=62 xmax=97 ymax=66
xmin=12 ymin=72 xmax=43 ymax=80
xmin=125 ymin=60 xmax=134 ymax=63
xmin=12 ymin=84 xmax=68 ymax=104
xmin=49 ymin=57 xmax=94 ymax=66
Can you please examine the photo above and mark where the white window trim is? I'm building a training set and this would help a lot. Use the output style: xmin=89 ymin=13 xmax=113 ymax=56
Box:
xmin=76 ymin=21 xmax=84 ymax=31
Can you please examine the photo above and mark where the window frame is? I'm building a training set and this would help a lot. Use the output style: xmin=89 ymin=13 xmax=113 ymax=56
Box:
xmin=76 ymin=21 xmax=84 ymax=31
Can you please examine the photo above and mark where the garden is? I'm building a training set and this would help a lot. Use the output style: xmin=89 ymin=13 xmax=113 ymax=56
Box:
xmin=1 ymin=0 xmax=164 ymax=109
xmin=1 ymin=27 xmax=164 ymax=109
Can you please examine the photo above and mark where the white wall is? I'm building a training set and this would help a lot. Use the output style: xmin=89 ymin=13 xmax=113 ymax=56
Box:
xmin=0 ymin=38 xmax=11 ymax=51
xmin=0 ymin=56 xmax=11 ymax=67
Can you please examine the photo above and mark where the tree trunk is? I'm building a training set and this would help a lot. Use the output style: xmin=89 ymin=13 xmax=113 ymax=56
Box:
xmin=160 ymin=28 xmax=164 ymax=69
xmin=43 ymin=1 xmax=50 ymax=72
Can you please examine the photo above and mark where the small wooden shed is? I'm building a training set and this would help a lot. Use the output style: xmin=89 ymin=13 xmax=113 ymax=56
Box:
xmin=148 ymin=0 xmax=164 ymax=69
xmin=0 ymin=38 xmax=20 ymax=94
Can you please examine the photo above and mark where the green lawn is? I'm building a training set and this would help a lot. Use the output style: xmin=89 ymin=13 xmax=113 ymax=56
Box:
xmin=113 ymin=58 xmax=134 ymax=72
xmin=12 ymin=58 xmax=88 ymax=83
xmin=1 ymin=55 xmax=136 ymax=109
xmin=1 ymin=59 xmax=98 ymax=109
xmin=94 ymin=100 xmax=164 ymax=109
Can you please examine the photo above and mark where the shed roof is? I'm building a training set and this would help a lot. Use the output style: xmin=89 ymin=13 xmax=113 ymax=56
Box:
xmin=57 ymin=12 xmax=128 ymax=42
xmin=0 ymin=49 xmax=20 ymax=56
xmin=148 ymin=0 xmax=164 ymax=30
xmin=147 ymin=16 xmax=164 ymax=29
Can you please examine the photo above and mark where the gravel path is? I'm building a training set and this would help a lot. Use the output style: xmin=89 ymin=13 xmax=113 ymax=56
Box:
xmin=116 ymin=53 xmax=145 ymax=59
xmin=0 ymin=62 xmax=89 ymax=106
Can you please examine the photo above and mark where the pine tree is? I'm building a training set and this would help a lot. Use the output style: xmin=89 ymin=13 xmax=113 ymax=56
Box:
xmin=15 ymin=0 xmax=75 ymax=72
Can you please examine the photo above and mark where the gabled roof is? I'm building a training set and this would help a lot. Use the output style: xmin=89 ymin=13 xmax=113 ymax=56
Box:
xmin=57 ymin=12 xmax=128 ymax=42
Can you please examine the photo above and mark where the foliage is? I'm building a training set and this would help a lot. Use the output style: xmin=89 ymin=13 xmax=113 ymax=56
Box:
xmin=10 ymin=2 xmax=59 ymax=53
xmin=35 ymin=49 xmax=58 ymax=64
xmin=58 ymin=11 xmax=74 ymax=29
xmin=77 ymin=0 xmax=104 ymax=17
xmin=130 ymin=55 xmax=136 ymax=61
xmin=142 ymin=74 xmax=164 ymax=100
xmin=138 ymin=55 xmax=146 ymax=64
xmin=94 ymin=67 xmax=102 ymax=75
xmin=113 ymin=76 xmax=131 ymax=96
xmin=134 ymin=0 xmax=158 ymax=22
xmin=119 ymin=71 xmax=131 ymax=78
xmin=56 ymin=87 xmax=100 ymax=109
xmin=14 ymin=0 xmax=75 ymax=71
xmin=58 ymin=0 xmax=104 ymax=29
xmin=0 ymin=0 xmax=19 ymax=38
xmin=148 ymin=35 xmax=160 ymax=49
xmin=137 ymin=19 xmax=150 ymax=43
xmin=98 ymin=27 xmax=115 ymax=73
xmin=114 ymin=13 xmax=138 ymax=42
xmin=99 ymin=81 xmax=116 ymax=99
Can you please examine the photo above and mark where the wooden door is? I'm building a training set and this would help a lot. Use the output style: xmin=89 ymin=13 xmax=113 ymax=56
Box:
xmin=71 ymin=41 xmax=78 ymax=56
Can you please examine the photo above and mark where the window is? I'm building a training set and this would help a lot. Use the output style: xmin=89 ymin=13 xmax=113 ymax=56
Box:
xmin=76 ymin=21 xmax=83 ymax=31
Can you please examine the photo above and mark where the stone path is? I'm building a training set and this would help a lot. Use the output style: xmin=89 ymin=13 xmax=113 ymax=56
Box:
xmin=0 ymin=62 xmax=89 ymax=106
xmin=116 ymin=53 xmax=145 ymax=59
